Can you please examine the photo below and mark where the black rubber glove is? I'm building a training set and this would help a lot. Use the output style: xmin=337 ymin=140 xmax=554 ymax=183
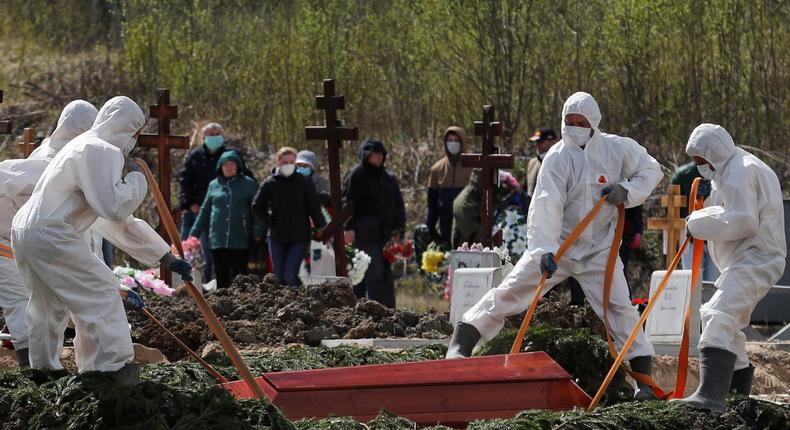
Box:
xmin=540 ymin=252 xmax=557 ymax=279
xmin=601 ymin=184 xmax=628 ymax=205
xmin=160 ymin=252 xmax=193 ymax=281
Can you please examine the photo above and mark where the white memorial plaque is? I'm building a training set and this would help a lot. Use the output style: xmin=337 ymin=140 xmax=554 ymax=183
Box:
xmin=448 ymin=251 xmax=501 ymax=272
xmin=646 ymin=269 xmax=701 ymax=356
xmin=449 ymin=267 xmax=507 ymax=326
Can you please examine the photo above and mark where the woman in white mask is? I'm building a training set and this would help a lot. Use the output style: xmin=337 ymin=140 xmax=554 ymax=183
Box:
xmin=425 ymin=127 xmax=472 ymax=247
xmin=252 ymin=147 xmax=326 ymax=286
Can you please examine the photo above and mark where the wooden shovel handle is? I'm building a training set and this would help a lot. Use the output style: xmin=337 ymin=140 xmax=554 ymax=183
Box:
xmin=510 ymin=197 xmax=608 ymax=354
xmin=133 ymin=158 xmax=268 ymax=400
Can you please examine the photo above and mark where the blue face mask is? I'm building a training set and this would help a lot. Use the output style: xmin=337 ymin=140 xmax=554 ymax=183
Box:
xmin=204 ymin=135 xmax=224 ymax=152
xmin=297 ymin=166 xmax=313 ymax=177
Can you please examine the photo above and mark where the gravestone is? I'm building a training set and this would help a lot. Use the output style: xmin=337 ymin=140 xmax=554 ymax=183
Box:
xmin=645 ymin=269 xmax=701 ymax=356
xmin=449 ymin=266 xmax=509 ymax=327
xmin=448 ymin=250 xmax=502 ymax=272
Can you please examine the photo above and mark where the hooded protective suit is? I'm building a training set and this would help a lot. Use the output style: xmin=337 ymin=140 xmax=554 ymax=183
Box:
xmin=462 ymin=92 xmax=662 ymax=360
xmin=0 ymin=100 xmax=97 ymax=351
xmin=11 ymin=96 xmax=170 ymax=372
xmin=685 ymin=124 xmax=786 ymax=370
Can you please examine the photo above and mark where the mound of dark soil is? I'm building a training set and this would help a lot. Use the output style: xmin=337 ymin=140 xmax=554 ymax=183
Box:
xmin=129 ymin=275 xmax=452 ymax=360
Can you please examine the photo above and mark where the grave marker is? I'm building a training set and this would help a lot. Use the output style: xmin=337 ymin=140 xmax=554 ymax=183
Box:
xmin=18 ymin=127 xmax=37 ymax=158
xmin=461 ymin=105 xmax=514 ymax=246
xmin=647 ymin=185 xmax=687 ymax=268
xmin=305 ymin=79 xmax=359 ymax=277
xmin=645 ymin=269 xmax=701 ymax=356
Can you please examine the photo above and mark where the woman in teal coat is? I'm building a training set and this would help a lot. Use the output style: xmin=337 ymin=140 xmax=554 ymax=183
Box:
xmin=190 ymin=150 xmax=263 ymax=289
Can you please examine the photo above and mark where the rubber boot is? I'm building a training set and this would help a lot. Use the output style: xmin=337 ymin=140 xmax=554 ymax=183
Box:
xmin=110 ymin=362 xmax=141 ymax=386
xmin=730 ymin=364 xmax=755 ymax=395
xmin=445 ymin=322 xmax=481 ymax=358
xmin=629 ymin=355 xmax=657 ymax=400
xmin=677 ymin=347 xmax=736 ymax=413
xmin=16 ymin=348 xmax=30 ymax=368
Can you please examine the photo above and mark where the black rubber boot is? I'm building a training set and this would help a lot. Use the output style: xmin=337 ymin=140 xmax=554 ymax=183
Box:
xmin=730 ymin=364 xmax=755 ymax=395
xmin=110 ymin=362 xmax=141 ymax=386
xmin=445 ymin=322 xmax=481 ymax=358
xmin=677 ymin=347 xmax=736 ymax=413
xmin=629 ymin=355 xmax=657 ymax=400
xmin=16 ymin=348 xmax=30 ymax=368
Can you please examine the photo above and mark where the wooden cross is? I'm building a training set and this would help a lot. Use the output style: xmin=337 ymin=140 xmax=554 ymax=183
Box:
xmin=647 ymin=184 xmax=688 ymax=268
xmin=305 ymin=79 xmax=359 ymax=277
xmin=19 ymin=128 xmax=38 ymax=158
xmin=137 ymin=89 xmax=190 ymax=211
xmin=0 ymin=90 xmax=11 ymax=135
xmin=461 ymin=105 xmax=514 ymax=246
xmin=137 ymin=89 xmax=190 ymax=285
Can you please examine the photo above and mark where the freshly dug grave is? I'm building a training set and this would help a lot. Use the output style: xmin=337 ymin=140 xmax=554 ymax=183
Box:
xmin=128 ymin=275 xmax=452 ymax=360
xmin=1 ymin=343 xmax=787 ymax=430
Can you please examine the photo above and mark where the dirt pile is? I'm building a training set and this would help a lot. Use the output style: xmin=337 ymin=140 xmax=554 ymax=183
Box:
xmin=129 ymin=275 xmax=452 ymax=360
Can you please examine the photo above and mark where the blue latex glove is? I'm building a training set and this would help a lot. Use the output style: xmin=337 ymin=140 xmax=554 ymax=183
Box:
xmin=160 ymin=252 xmax=193 ymax=281
xmin=601 ymin=184 xmax=628 ymax=205
xmin=126 ymin=158 xmax=143 ymax=174
xmin=120 ymin=288 xmax=144 ymax=310
xmin=697 ymin=179 xmax=711 ymax=199
xmin=540 ymin=252 xmax=557 ymax=279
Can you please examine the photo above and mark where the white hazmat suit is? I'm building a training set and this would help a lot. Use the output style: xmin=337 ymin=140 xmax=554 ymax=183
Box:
xmin=685 ymin=124 xmax=786 ymax=370
xmin=462 ymin=92 xmax=662 ymax=360
xmin=0 ymin=100 xmax=98 ymax=352
xmin=11 ymin=96 xmax=170 ymax=372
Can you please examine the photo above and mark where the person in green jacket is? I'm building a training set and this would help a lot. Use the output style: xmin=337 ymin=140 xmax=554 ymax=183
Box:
xmin=190 ymin=150 xmax=263 ymax=289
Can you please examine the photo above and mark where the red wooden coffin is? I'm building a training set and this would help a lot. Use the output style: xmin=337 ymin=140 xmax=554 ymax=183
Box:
xmin=222 ymin=352 xmax=591 ymax=428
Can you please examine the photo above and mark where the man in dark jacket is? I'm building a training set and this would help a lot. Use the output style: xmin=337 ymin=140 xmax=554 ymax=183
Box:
xmin=425 ymin=126 xmax=472 ymax=248
xmin=252 ymin=147 xmax=326 ymax=286
xmin=342 ymin=139 xmax=406 ymax=308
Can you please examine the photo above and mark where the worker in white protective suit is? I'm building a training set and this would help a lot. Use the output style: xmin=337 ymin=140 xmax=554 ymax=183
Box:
xmin=677 ymin=124 xmax=786 ymax=412
xmin=446 ymin=92 xmax=664 ymax=400
xmin=11 ymin=96 xmax=192 ymax=383
xmin=0 ymin=100 xmax=98 ymax=367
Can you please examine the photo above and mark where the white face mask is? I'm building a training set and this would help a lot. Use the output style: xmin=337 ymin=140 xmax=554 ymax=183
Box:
xmin=562 ymin=125 xmax=593 ymax=147
xmin=279 ymin=163 xmax=296 ymax=177
xmin=446 ymin=140 xmax=461 ymax=155
xmin=122 ymin=136 xmax=137 ymax=156
xmin=697 ymin=163 xmax=716 ymax=180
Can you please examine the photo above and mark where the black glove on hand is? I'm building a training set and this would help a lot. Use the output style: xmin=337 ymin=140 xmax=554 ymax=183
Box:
xmin=601 ymin=184 xmax=628 ymax=205
xmin=540 ymin=252 xmax=557 ymax=279
xmin=160 ymin=252 xmax=193 ymax=281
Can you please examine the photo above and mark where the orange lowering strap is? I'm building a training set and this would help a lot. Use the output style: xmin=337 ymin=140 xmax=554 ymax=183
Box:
xmin=0 ymin=243 xmax=14 ymax=260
